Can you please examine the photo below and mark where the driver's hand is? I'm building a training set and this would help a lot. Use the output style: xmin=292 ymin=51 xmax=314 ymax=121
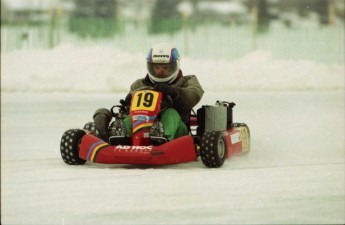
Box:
xmin=120 ymin=93 xmax=132 ymax=106
xmin=154 ymin=83 xmax=177 ymax=99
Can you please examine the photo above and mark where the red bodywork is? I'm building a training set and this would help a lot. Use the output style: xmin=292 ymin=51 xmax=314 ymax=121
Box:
xmin=224 ymin=126 xmax=250 ymax=158
xmin=79 ymin=134 xmax=197 ymax=165
xmin=78 ymin=125 xmax=250 ymax=165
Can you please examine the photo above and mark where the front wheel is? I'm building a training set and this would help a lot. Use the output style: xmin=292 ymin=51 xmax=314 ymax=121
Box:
xmin=60 ymin=129 xmax=86 ymax=165
xmin=200 ymin=131 xmax=227 ymax=168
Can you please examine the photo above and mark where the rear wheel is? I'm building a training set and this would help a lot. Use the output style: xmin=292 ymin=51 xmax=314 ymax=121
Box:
xmin=200 ymin=131 xmax=227 ymax=168
xmin=60 ymin=129 xmax=86 ymax=165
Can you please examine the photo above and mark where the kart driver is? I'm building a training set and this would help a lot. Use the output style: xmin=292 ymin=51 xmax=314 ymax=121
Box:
xmin=93 ymin=42 xmax=204 ymax=145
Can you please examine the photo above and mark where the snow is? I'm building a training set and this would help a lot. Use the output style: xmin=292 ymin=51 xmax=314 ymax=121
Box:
xmin=1 ymin=45 xmax=344 ymax=93
xmin=3 ymin=0 xmax=60 ymax=11
xmin=1 ymin=45 xmax=345 ymax=224
xmin=197 ymin=1 xmax=247 ymax=15
xmin=1 ymin=91 xmax=344 ymax=224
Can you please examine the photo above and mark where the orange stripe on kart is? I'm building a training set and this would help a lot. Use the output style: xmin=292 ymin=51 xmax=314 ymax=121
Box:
xmin=133 ymin=123 xmax=153 ymax=134
xmin=90 ymin=142 xmax=108 ymax=162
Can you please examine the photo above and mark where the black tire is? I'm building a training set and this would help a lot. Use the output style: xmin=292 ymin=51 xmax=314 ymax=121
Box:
xmin=60 ymin=129 xmax=86 ymax=165
xmin=200 ymin=131 xmax=227 ymax=168
xmin=83 ymin=122 xmax=100 ymax=137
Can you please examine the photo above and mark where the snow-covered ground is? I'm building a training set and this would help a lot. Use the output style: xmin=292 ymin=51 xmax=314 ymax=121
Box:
xmin=1 ymin=91 xmax=344 ymax=224
xmin=1 ymin=45 xmax=344 ymax=224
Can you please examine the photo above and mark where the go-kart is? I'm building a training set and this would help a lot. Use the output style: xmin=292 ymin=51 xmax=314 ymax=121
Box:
xmin=60 ymin=90 xmax=250 ymax=168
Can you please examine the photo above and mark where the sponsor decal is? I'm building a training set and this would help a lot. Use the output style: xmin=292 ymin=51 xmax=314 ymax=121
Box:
xmin=239 ymin=127 xmax=250 ymax=152
xmin=230 ymin=132 xmax=241 ymax=144
xmin=133 ymin=115 xmax=150 ymax=123
xmin=153 ymin=54 xmax=169 ymax=58
xmin=115 ymin=145 xmax=153 ymax=150
xmin=133 ymin=110 xmax=148 ymax=114
xmin=113 ymin=145 xmax=154 ymax=155
xmin=132 ymin=114 xmax=156 ymax=133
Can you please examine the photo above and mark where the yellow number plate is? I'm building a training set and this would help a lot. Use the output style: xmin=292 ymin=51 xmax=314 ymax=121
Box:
xmin=131 ymin=90 xmax=159 ymax=112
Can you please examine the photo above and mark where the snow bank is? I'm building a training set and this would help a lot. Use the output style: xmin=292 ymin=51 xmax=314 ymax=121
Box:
xmin=1 ymin=44 xmax=344 ymax=93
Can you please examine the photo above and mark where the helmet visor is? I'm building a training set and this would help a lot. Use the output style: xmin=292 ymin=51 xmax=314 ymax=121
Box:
xmin=147 ymin=62 xmax=177 ymax=79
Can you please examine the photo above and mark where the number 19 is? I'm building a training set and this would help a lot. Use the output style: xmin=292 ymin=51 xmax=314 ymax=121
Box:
xmin=136 ymin=92 xmax=154 ymax=107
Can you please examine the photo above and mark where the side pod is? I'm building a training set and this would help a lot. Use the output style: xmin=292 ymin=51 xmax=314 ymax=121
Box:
xmin=224 ymin=124 xmax=250 ymax=158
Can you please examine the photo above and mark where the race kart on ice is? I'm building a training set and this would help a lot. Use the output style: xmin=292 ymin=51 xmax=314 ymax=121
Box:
xmin=60 ymin=90 xmax=250 ymax=168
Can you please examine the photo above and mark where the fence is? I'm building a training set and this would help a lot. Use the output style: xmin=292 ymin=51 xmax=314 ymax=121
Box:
xmin=1 ymin=18 xmax=344 ymax=63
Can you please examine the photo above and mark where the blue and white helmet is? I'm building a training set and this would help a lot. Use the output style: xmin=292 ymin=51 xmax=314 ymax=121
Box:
xmin=146 ymin=43 xmax=181 ymax=84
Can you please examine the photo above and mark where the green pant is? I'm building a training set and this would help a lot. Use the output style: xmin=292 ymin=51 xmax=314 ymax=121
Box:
xmin=123 ymin=108 xmax=188 ymax=141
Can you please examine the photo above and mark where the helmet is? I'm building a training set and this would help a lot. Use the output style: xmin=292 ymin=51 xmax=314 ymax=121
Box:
xmin=146 ymin=43 xmax=180 ymax=84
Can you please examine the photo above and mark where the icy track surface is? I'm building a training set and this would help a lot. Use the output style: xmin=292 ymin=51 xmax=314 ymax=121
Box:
xmin=1 ymin=91 xmax=344 ymax=224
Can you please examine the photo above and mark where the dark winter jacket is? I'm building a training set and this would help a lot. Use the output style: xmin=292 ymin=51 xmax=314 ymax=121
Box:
xmin=129 ymin=70 xmax=204 ymax=123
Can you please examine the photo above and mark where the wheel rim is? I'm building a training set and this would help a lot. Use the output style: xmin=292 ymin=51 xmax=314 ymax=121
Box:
xmin=217 ymin=138 xmax=225 ymax=158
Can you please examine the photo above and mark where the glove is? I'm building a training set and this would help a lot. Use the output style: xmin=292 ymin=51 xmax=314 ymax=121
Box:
xmin=125 ymin=93 xmax=132 ymax=106
xmin=154 ymin=83 xmax=177 ymax=99
xmin=93 ymin=108 xmax=112 ymax=142
xmin=120 ymin=93 xmax=132 ymax=106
